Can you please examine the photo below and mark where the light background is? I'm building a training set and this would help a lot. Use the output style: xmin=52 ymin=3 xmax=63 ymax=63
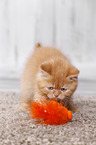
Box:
xmin=0 ymin=0 xmax=96 ymax=80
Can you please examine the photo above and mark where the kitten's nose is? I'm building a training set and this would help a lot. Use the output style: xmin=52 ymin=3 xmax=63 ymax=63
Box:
xmin=55 ymin=90 xmax=59 ymax=98
xmin=55 ymin=94 xmax=58 ymax=98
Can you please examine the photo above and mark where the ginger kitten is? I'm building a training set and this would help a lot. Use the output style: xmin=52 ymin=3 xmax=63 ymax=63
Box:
xmin=20 ymin=43 xmax=79 ymax=112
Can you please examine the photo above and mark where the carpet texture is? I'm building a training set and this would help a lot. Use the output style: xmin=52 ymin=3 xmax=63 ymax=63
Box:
xmin=0 ymin=92 xmax=96 ymax=145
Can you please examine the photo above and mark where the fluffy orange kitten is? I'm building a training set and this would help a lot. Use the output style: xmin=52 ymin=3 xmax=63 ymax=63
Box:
xmin=20 ymin=43 xmax=79 ymax=112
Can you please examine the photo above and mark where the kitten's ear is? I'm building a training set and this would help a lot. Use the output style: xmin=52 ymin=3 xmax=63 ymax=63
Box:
xmin=40 ymin=62 xmax=52 ymax=76
xmin=35 ymin=42 xmax=42 ymax=49
xmin=67 ymin=65 xmax=80 ymax=81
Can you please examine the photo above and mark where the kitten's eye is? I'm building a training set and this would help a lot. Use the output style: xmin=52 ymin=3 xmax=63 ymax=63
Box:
xmin=47 ymin=87 xmax=54 ymax=90
xmin=61 ymin=88 xmax=67 ymax=91
xmin=70 ymin=76 xmax=78 ymax=81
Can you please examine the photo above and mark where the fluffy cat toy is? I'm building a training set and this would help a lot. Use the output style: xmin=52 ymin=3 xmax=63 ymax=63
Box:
xmin=27 ymin=99 xmax=72 ymax=125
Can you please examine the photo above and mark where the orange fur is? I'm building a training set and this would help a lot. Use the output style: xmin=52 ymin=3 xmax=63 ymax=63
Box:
xmin=20 ymin=43 xmax=79 ymax=112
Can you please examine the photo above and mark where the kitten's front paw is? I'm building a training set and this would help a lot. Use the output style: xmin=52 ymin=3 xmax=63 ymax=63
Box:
xmin=72 ymin=108 xmax=80 ymax=113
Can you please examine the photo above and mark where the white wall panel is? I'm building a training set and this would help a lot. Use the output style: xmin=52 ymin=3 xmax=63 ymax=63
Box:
xmin=0 ymin=0 xmax=96 ymax=79
xmin=0 ymin=0 xmax=16 ymax=78
xmin=34 ymin=0 xmax=55 ymax=45
xmin=55 ymin=0 xmax=96 ymax=63
xmin=16 ymin=0 xmax=36 ymax=68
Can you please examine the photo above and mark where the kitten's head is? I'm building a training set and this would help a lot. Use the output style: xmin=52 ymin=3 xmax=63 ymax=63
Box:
xmin=37 ymin=59 xmax=79 ymax=101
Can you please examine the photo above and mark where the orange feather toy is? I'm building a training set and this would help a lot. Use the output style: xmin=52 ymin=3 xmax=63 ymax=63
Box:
xmin=27 ymin=100 xmax=72 ymax=125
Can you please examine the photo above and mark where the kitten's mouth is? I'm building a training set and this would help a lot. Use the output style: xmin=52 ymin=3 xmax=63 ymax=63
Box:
xmin=45 ymin=95 xmax=61 ymax=103
xmin=45 ymin=95 xmax=70 ymax=107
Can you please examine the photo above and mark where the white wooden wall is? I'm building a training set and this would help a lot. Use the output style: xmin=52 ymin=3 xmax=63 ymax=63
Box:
xmin=0 ymin=0 xmax=96 ymax=80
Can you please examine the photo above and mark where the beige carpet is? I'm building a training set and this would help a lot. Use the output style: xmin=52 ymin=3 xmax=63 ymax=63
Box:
xmin=0 ymin=92 xmax=96 ymax=145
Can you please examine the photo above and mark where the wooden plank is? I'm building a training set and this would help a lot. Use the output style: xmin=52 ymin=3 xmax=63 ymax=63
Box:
xmin=0 ymin=0 xmax=16 ymax=68
xmin=16 ymin=0 xmax=36 ymax=68
xmin=8 ymin=0 xmax=17 ymax=66
xmin=34 ymin=0 xmax=54 ymax=45
xmin=0 ymin=0 xmax=9 ymax=66
xmin=55 ymin=0 xmax=96 ymax=63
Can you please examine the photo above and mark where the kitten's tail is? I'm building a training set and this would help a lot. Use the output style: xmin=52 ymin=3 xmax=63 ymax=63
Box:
xmin=35 ymin=42 xmax=42 ymax=49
